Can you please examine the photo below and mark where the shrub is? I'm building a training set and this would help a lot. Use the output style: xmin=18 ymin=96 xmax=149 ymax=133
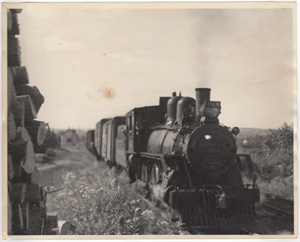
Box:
xmin=41 ymin=149 xmax=182 ymax=235
xmin=239 ymin=123 xmax=294 ymax=198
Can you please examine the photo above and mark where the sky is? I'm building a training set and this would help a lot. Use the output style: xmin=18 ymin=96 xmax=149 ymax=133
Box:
xmin=11 ymin=3 xmax=296 ymax=130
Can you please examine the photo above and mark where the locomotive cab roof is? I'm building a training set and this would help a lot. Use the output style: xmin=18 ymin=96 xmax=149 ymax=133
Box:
xmin=125 ymin=105 xmax=167 ymax=116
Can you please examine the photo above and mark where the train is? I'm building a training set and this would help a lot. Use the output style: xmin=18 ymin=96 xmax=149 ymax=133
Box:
xmin=86 ymin=88 xmax=260 ymax=231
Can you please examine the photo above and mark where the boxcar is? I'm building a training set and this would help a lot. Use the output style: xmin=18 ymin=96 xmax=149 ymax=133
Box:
xmin=101 ymin=120 xmax=110 ymax=162
xmin=95 ymin=118 xmax=110 ymax=160
xmin=101 ymin=116 xmax=126 ymax=167
xmin=115 ymin=124 xmax=127 ymax=168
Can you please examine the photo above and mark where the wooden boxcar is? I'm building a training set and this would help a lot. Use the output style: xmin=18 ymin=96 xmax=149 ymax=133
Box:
xmin=101 ymin=117 xmax=126 ymax=167
xmin=94 ymin=118 xmax=110 ymax=160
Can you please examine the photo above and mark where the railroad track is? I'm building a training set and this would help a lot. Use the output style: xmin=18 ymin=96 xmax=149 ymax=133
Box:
xmin=262 ymin=193 xmax=294 ymax=217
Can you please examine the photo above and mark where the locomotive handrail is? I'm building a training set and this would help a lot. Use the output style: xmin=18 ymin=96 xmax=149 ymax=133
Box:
xmin=139 ymin=152 xmax=163 ymax=159
xmin=149 ymin=126 xmax=179 ymax=131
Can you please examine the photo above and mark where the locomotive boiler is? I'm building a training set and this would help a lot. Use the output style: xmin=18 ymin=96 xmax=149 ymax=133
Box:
xmin=94 ymin=88 xmax=260 ymax=231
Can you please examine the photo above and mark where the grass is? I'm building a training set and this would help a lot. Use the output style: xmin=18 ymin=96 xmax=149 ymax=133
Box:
xmin=39 ymin=147 xmax=182 ymax=235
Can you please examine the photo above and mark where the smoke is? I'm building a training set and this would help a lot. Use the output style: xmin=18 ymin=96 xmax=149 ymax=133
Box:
xmin=187 ymin=9 xmax=238 ymax=87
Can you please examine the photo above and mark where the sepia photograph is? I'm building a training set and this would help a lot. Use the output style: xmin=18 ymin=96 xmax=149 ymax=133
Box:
xmin=2 ymin=2 xmax=297 ymax=239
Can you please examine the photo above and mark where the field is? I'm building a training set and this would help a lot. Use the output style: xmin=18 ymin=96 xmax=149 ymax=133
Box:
xmin=38 ymin=147 xmax=181 ymax=235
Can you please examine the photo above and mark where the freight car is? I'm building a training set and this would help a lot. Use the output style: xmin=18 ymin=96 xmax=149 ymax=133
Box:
xmin=95 ymin=88 xmax=260 ymax=232
xmin=94 ymin=118 xmax=110 ymax=160
xmin=100 ymin=117 xmax=126 ymax=168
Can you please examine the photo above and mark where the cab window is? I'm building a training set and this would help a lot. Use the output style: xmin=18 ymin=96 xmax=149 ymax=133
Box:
xmin=127 ymin=115 xmax=133 ymax=133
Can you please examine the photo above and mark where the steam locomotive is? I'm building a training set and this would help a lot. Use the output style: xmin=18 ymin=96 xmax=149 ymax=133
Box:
xmin=87 ymin=88 xmax=260 ymax=231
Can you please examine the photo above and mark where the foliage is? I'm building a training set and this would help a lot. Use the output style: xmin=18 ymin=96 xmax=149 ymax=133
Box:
xmin=41 ymin=148 xmax=182 ymax=235
xmin=239 ymin=123 xmax=294 ymax=199
xmin=264 ymin=123 xmax=293 ymax=151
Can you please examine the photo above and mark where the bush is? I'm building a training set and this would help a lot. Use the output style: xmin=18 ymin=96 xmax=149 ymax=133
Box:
xmin=264 ymin=123 xmax=293 ymax=151
xmin=41 ymin=149 xmax=182 ymax=235
xmin=239 ymin=123 xmax=294 ymax=198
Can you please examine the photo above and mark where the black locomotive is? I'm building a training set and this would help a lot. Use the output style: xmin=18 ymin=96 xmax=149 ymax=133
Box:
xmin=88 ymin=88 xmax=260 ymax=231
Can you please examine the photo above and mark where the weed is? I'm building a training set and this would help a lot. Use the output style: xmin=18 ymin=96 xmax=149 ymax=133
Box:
xmin=40 ymin=149 xmax=181 ymax=235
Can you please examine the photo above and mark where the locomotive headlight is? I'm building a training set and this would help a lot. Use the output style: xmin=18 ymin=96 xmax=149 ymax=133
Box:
xmin=204 ymin=135 xmax=212 ymax=140
xmin=231 ymin=127 xmax=240 ymax=136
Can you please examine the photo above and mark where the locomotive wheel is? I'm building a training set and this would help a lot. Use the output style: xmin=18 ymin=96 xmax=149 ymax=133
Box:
xmin=150 ymin=164 xmax=161 ymax=207
xmin=140 ymin=162 xmax=150 ymax=198
xmin=150 ymin=163 xmax=160 ymax=184
xmin=141 ymin=162 xmax=149 ymax=183
xmin=128 ymin=166 xmax=137 ymax=183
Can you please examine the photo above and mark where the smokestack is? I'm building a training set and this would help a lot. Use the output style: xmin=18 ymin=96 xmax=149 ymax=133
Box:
xmin=195 ymin=88 xmax=211 ymax=122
